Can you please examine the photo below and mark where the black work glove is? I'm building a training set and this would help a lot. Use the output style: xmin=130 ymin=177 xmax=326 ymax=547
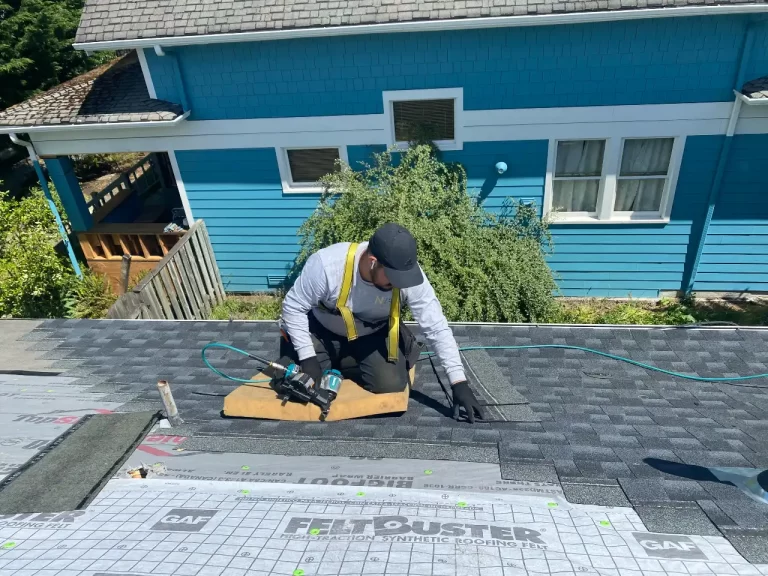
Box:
xmin=300 ymin=356 xmax=323 ymax=386
xmin=452 ymin=381 xmax=484 ymax=424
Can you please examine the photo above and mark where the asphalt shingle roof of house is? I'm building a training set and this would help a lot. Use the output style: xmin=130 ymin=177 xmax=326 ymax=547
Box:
xmin=74 ymin=0 xmax=768 ymax=44
xmin=743 ymin=76 xmax=768 ymax=100
xmin=7 ymin=318 xmax=768 ymax=564
xmin=0 ymin=53 xmax=183 ymax=129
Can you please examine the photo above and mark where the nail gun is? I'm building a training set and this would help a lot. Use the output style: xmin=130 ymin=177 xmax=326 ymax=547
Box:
xmin=267 ymin=358 xmax=343 ymax=421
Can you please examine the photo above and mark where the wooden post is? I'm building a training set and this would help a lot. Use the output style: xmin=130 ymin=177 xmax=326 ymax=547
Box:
xmin=120 ymin=254 xmax=132 ymax=295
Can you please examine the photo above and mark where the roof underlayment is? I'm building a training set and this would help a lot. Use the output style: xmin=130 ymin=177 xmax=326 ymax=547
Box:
xmin=2 ymin=318 xmax=768 ymax=575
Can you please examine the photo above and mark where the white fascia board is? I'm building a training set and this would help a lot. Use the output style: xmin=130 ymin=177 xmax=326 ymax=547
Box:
xmin=28 ymin=102 xmax=768 ymax=156
xmin=0 ymin=111 xmax=190 ymax=136
xmin=73 ymin=5 xmax=768 ymax=51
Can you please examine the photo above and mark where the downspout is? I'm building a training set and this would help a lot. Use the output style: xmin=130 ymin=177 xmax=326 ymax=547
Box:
xmin=684 ymin=23 xmax=756 ymax=294
xmin=9 ymin=133 xmax=83 ymax=278
xmin=154 ymin=45 xmax=190 ymax=112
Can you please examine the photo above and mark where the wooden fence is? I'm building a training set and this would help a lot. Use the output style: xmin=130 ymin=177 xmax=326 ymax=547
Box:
xmin=107 ymin=220 xmax=225 ymax=319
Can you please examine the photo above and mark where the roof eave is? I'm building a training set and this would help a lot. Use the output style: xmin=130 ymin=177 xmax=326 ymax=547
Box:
xmin=736 ymin=91 xmax=768 ymax=105
xmin=0 ymin=110 xmax=190 ymax=135
xmin=73 ymin=4 xmax=768 ymax=51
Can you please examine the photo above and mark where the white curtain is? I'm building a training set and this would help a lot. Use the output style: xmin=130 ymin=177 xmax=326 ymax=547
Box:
xmin=553 ymin=180 xmax=599 ymax=212
xmin=615 ymin=180 xmax=665 ymax=211
xmin=614 ymin=138 xmax=673 ymax=212
xmin=553 ymin=140 xmax=604 ymax=212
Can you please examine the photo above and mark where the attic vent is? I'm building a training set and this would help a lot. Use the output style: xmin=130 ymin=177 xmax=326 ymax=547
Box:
xmin=393 ymin=99 xmax=455 ymax=142
xmin=267 ymin=275 xmax=287 ymax=288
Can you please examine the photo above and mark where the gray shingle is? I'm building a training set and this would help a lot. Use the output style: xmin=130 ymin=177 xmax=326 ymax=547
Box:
xmin=74 ymin=0 xmax=768 ymax=44
xmin=0 ymin=53 xmax=182 ymax=129
xmin=13 ymin=319 xmax=768 ymax=560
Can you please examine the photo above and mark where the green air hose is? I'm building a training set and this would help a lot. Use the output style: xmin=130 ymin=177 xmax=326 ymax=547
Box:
xmin=203 ymin=341 xmax=768 ymax=388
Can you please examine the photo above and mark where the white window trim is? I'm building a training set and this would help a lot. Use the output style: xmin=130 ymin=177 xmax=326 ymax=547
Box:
xmin=382 ymin=88 xmax=464 ymax=151
xmin=544 ymin=135 xmax=686 ymax=224
xmin=276 ymin=145 xmax=348 ymax=194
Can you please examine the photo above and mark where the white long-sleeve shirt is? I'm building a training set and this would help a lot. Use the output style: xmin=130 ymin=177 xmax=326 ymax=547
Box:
xmin=280 ymin=241 xmax=466 ymax=384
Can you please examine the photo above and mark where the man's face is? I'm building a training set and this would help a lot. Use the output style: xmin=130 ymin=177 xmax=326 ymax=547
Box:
xmin=371 ymin=261 xmax=393 ymax=292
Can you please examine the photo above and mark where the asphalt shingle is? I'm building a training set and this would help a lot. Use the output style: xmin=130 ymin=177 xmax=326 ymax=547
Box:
xmin=74 ymin=0 xmax=768 ymax=45
xmin=14 ymin=319 xmax=768 ymax=559
xmin=0 ymin=53 xmax=183 ymax=129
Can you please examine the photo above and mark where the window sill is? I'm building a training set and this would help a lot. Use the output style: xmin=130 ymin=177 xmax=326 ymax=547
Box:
xmin=548 ymin=216 xmax=671 ymax=225
xmin=393 ymin=140 xmax=463 ymax=152
xmin=281 ymin=185 xmax=324 ymax=195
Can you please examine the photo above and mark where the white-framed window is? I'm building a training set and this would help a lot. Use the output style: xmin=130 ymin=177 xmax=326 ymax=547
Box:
xmin=544 ymin=136 xmax=685 ymax=223
xmin=382 ymin=88 xmax=463 ymax=151
xmin=276 ymin=146 xmax=348 ymax=194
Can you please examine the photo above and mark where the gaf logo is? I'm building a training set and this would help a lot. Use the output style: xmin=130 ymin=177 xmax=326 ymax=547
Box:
xmin=150 ymin=508 xmax=219 ymax=532
xmin=633 ymin=533 xmax=707 ymax=560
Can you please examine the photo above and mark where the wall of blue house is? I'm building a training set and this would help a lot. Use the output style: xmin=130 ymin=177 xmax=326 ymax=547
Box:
xmin=694 ymin=134 xmax=768 ymax=293
xmin=176 ymin=141 xmax=548 ymax=292
xmin=548 ymin=136 xmax=721 ymax=298
xmin=144 ymin=15 xmax=757 ymax=120
xmin=175 ymin=136 xmax=745 ymax=297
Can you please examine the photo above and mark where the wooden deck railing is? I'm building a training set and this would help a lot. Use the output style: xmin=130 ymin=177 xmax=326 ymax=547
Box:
xmin=107 ymin=220 xmax=225 ymax=319
xmin=87 ymin=153 xmax=162 ymax=223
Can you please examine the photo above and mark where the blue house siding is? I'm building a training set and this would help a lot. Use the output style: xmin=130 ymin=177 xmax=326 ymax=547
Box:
xmin=177 ymin=136 xmax=767 ymax=296
xmin=175 ymin=148 xmax=310 ymax=292
xmin=176 ymin=141 xmax=548 ymax=292
xmin=443 ymin=141 xmax=548 ymax=211
xmin=144 ymin=15 xmax=750 ymax=120
xmin=548 ymin=136 xmax=720 ymax=298
xmin=695 ymin=134 xmax=768 ymax=292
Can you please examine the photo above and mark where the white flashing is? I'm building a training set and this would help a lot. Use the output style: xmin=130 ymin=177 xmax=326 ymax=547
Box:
xmin=275 ymin=145 xmax=350 ymax=194
xmin=0 ymin=110 xmax=190 ymax=136
xmin=382 ymin=88 xmax=464 ymax=151
xmin=72 ymin=5 xmax=768 ymax=51
xmin=167 ymin=150 xmax=194 ymax=223
xmin=136 ymin=48 xmax=157 ymax=99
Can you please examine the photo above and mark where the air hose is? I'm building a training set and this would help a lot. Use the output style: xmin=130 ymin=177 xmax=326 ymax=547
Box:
xmin=203 ymin=341 xmax=768 ymax=388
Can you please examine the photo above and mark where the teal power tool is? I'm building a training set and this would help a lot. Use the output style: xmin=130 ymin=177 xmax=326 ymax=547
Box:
xmin=270 ymin=359 xmax=343 ymax=420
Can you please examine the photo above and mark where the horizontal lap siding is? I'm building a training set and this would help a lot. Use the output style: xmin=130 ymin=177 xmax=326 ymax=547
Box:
xmin=696 ymin=135 xmax=768 ymax=292
xmin=176 ymin=148 xmax=313 ymax=292
xmin=145 ymin=16 xmax=747 ymax=120
xmin=548 ymin=136 xmax=719 ymax=297
xmin=443 ymin=141 xmax=548 ymax=213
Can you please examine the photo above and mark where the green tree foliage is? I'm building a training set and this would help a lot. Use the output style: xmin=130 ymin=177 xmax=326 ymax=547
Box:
xmin=295 ymin=145 xmax=558 ymax=323
xmin=0 ymin=189 xmax=72 ymax=317
xmin=0 ymin=0 xmax=113 ymax=109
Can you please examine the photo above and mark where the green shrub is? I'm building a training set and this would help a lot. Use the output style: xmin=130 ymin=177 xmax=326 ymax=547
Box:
xmin=294 ymin=145 xmax=557 ymax=322
xmin=64 ymin=269 xmax=117 ymax=319
xmin=0 ymin=189 xmax=73 ymax=317
xmin=548 ymin=298 xmax=696 ymax=325
xmin=210 ymin=295 xmax=284 ymax=320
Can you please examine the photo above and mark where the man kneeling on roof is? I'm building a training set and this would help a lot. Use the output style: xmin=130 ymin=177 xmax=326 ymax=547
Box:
xmin=279 ymin=223 xmax=484 ymax=423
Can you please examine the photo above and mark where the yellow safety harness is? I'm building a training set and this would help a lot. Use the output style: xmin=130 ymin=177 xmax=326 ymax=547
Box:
xmin=336 ymin=243 xmax=400 ymax=362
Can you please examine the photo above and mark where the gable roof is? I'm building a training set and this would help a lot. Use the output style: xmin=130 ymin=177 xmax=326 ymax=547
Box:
xmin=0 ymin=53 xmax=183 ymax=132
xmin=74 ymin=0 xmax=768 ymax=46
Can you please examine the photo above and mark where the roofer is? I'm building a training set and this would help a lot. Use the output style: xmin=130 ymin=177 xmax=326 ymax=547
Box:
xmin=279 ymin=223 xmax=485 ymax=423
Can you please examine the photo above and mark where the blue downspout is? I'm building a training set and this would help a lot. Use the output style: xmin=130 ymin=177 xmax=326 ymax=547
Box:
xmin=9 ymin=133 xmax=83 ymax=278
xmin=683 ymin=24 xmax=756 ymax=294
